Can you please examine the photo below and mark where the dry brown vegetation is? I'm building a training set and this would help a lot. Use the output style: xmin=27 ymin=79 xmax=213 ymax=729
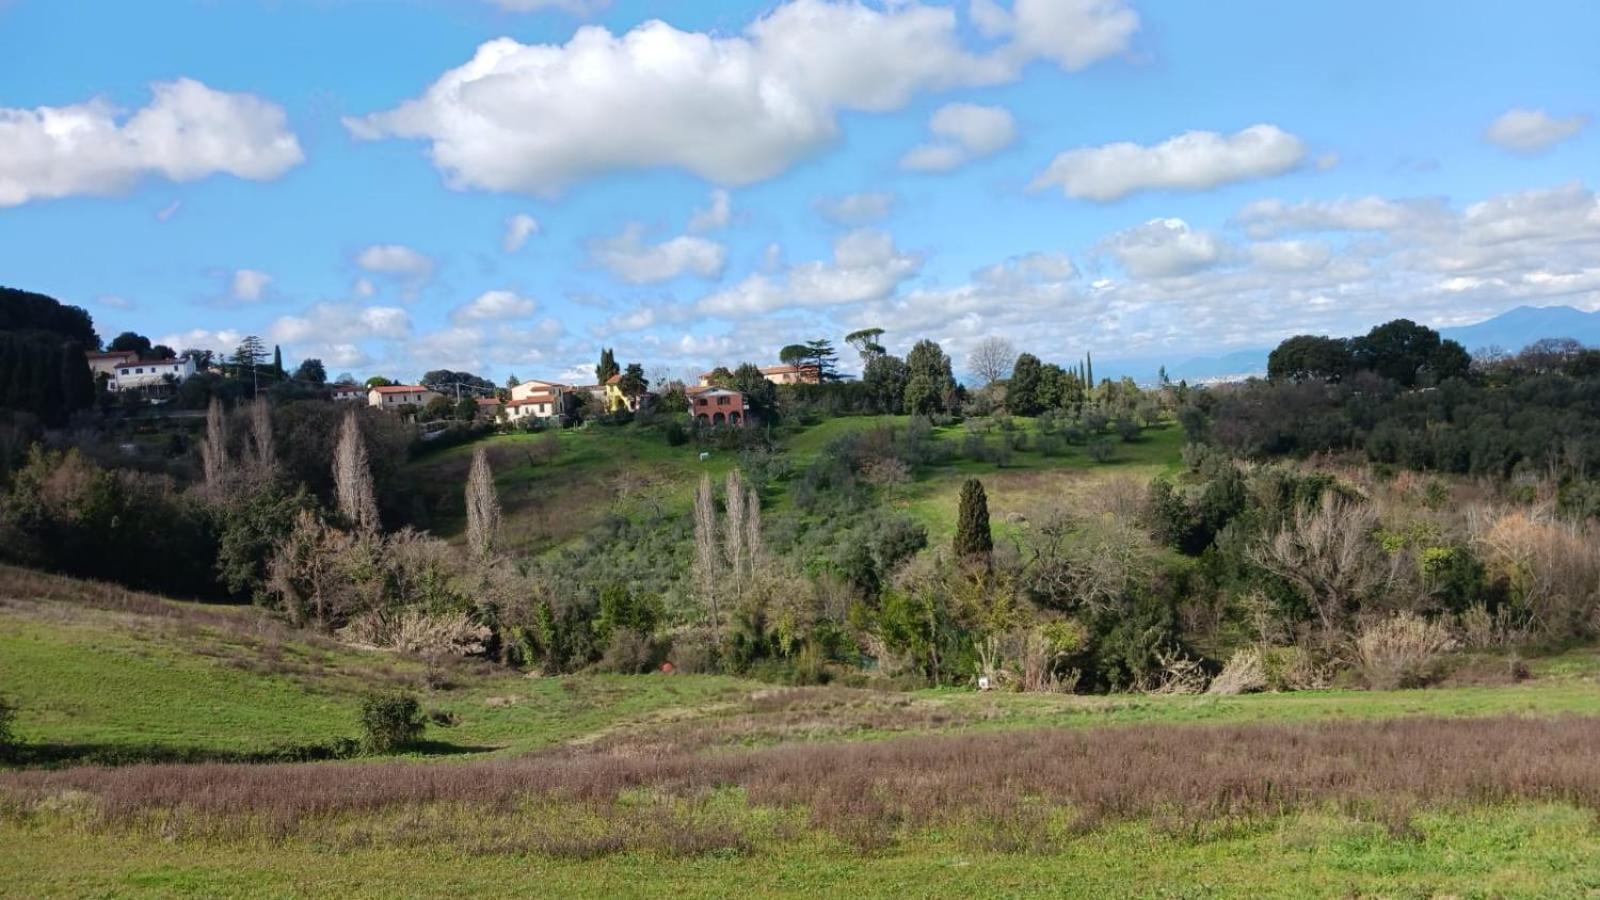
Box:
xmin=6 ymin=715 xmax=1599 ymax=854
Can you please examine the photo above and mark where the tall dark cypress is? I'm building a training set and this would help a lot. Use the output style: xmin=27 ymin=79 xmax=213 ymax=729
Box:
xmin=1086 ymin=352 xmax=1094 ymax=390
xmin=953 ymin=478 xmax=992 ymax=563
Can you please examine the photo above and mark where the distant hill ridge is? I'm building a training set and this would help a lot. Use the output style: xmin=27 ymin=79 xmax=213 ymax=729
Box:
xmin=1100 ymin=305 xmax=1600 ymax=384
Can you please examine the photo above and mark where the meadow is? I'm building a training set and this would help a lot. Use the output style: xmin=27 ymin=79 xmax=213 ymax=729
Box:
xmin=5 ymin=563 xmax=1600 ymax=897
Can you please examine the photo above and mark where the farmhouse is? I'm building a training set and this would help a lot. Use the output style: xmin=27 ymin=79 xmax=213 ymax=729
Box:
xmin=688 ymin=387 xmax=748 ymax=426
xmin=330 ymin=384 xmax=366 ymax=402
xmin=86 ymin=350 xmax=140 ymax=381
xmin=107 ymin=355 xmax=197 ymax=392
xmin=697 ymin=363 xmax=821 ymax=387
xmin=368 ymin=385 xmax=440 ymax=410
xmin=504 ymin=390 xmax=562 ymax=423
xmin=760 ymin=363 xmax=821 ymax=385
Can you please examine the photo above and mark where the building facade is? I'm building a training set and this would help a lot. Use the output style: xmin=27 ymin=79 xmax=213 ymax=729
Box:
xmin=107 ymin=356 xmax=197 ymax=392
xmin=368 ymin=385 xmax=441 ymax=409
xmin=688 ymin=387 xmax=748 ymax=426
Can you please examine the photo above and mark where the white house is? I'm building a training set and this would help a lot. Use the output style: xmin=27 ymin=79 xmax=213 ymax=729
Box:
xmin=504 ymin=389 xmax=562 ymax=423
xmin=330 ymin=384 xmax=366 ymax=402
xmin=107 ymin=356 xmax=197 ymax=392
xmin=368 ymin=385 xmax=441 ymax=410
xmin=86 ymin=350 xmax=140 ymax=382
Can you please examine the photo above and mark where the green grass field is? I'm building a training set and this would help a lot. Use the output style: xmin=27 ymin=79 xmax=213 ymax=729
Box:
xmin=6 ymin=565 xmax=1600 ymax=897
xmin=406 ymin=415 xmax=1188 ymax=553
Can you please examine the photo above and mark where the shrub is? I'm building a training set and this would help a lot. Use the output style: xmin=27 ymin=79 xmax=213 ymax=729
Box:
xmin=1086 ymin=437 xmax=1116 ymax=462
xmin=1115 ymin=419 xmax=1141 ymax=442
xmin=0 ymin=694 xmax=15 ymax=753
xmin=594 ymin=630 xmax=661 ymax=674
xmin=1355 ymin=612 xmax=1457 ymax=690
xmin=1207 ymin=647 xmax=1267 ymax=695
xmin=359 ymin=693 xmax=426 ymax=753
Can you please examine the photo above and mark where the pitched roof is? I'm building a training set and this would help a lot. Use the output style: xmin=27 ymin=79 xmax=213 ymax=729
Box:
xmin=507 ymin=393 xmax=558 ymax=406
xmin=371 ymin=384 xmax=431 ymax=394
xmin=760 ymin=364 xmax=818 ymax=375
xmin=605 ymin=373 xmax=622 ymax=385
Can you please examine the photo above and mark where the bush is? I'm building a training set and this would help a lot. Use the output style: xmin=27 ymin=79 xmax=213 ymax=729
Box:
xmin=0 ymin=694 xmax=15 ymax=753
xmin=594 ymin=629 xmax=661 ymax=674
xmin=1207 ymin=647 xmax=1267 ymax=695
xmin=1355 ymin=613 xmax=1457 ymax=690
xmin=1087 ymin=437 xmax=1116 ymax=462
xmin=359 ymin=693 xmax=426 ymax=753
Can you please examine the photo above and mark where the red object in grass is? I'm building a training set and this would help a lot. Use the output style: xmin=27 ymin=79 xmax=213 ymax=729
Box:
xmin=660 ymin=661 xmax=675 ymax=674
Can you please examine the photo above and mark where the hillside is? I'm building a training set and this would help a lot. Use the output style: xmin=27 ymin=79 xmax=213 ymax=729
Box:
xmin=405 ymin=416 xmax=1187 ymax=556
xmin=6 ymin=565 xmax=1600 ymax=895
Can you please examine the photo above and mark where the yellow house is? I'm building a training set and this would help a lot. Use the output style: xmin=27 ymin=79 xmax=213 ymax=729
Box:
xmin=602 ymin=374 xmax=634 ymax=413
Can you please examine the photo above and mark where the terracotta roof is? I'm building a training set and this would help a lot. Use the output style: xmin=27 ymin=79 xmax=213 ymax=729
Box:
xmin=371 ymin=385 xmax=431 ymax=394
xmin=475 ymin=397 xmax=501 ymax=406
xmin=605 ymin=374 xmax=622 ymax=385
xmin=114 ymin=357 xmax=179 ymax=369
xmin=760 ymin=364 xmax=818 ymax=375
xmin=506 ymin=393 xmax=557 ymax=407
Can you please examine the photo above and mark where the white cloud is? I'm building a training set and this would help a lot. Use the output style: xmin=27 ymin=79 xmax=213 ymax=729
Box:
xmin=269 ymin=303 xmax=412 ymax=344
xmin=356 ymin=244 xmax=435 ymax=281
xmin=1485 ymin=108 xmax=1589 ymax=154
xmin=353 ymin=277 xmax=376 ymax=298
xmin=451 ymin=289 xmax=538 ymax=323
xmin=159 ymin=328 xmax=245 ymax=355
xmin=344 ymin=0 xmax=1136 ymax=193
xmin=901 ymin=102 xmax=1016 ymax=172
xmin=1247 ymin=240 xmax=1332 ymax=272
xmin=688 ymin=189 xmax=732 ymax=232
xmin=1235 ymin=195 xmax=1451 ymax=238
xmin=230 ymin=269 xmax=273 ymax=303
xmin=502 ymin=213 xmax=540 ymax=252
xmin=1100 ymin=218 xmax=1225 ymax=279
xmin=0 ymin=78 xmax=303 ymax=207
xmin=155 ymin=200 xmax=181 ymax=221
xmin=697 ymin=229 xmax=920 ymax=315
xmin=97 ymin=295 xmax=135 ymax=310
xmin=815 ymin=191 xmax=896 ymax=224
xmin=1032 ymin=124 xmax=1306 ymax=202
xmin=588 ymin=223 xmax=726 ymax=283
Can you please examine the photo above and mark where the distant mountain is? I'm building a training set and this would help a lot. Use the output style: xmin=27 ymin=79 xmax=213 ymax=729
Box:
xmin=1438 ymin=305 xmax=1600 ymax=352
xmin=1097 ymin=305 xmax=1600 ymax=385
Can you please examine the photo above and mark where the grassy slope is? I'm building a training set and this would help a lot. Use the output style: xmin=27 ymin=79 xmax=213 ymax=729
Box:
xmin=408 ymin=415 xmax=1187 ymax=554
xmin=6 ymin=568 xmax=1600 ymax=895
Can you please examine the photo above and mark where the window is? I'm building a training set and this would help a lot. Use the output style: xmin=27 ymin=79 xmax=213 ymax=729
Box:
xmin=717 ymin=395 xmax=729 ymax=406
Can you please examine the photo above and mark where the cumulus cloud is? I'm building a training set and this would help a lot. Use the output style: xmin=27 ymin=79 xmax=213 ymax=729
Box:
xmin=1234 ymin=195 xmax=1451 ymax=238
xmin=1032 ymin=124 xmax=1306 ymax=202
xmin=503 ymin=213 xmax=540 ymax=252
xmin=451 ymin=289 xmax=538 ymax=323
xmin=268 ymin=303 xmax=412 ymax=344
xmin=158 ymin=328 xmax=245 ymax=355
xmin=1485 ymin=108 xmax=1589 ymax=154
xmin=345 ymin=0 xmax=1136 ymax=193
xmin=1247 ymin=240 xmax=1332 ymax=272
xmin=1099 ymin=218 xmax=1226 ymax=279
xmin=696 ymin=229 xmax=920 ymax=316
xmin=588 ymin=223 xmax=726 ymax=283
xmin=815 ymin=191 xmax=896 ymax=224
xmin=356 ymin=244 xmax=435 ymax=282
xmin=688 ymin=189 xmax=732 ymax=232
xmin=0 ymin=78 xmax=303 ymax=207
xmin=900 ymin=102 xmax=1016 ymax=172
xmin=229 ymin=269 xmax=273 ymax=303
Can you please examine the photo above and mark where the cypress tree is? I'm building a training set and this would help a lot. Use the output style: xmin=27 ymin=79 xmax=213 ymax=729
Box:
xmin=953 ymin=478 xmax=992 ymax=563
xmin=1086 ymin=352 xmax=1094 ymax=390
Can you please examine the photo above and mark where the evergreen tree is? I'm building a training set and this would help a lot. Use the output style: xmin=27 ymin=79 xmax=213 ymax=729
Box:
xmin=953 ymin=478 xmax=992 ymax=563
xmin=272 ymin=344 xmax=283 ymax=378
xmin=595 ymin=347 xmax=619 ymax=384
xmin=1008 ymin=353 xmax=1044 ymax=415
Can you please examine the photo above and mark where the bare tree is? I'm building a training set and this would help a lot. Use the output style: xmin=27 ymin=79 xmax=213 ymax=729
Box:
xmin=723 ymin=468 xmax=746 ymax=597
xmin=693 ymin=474 xmax=722 ymax=631
xmin=744 ymin=485 xmax=764 ymax=567
xmin=200 ymin=396 xmax=228 ymax=495
xmin=1250 ymin=496 xmax=1389 ymax=631
xmin=968 ymin=337 xmax=1017 ymax=386
xmin=464 ymin=445 xmax=500 ymax=559
xmin=249 ymin=395 xmax=276 ymax=474
xmin=333 ymin=409 xmax=380 ymax=532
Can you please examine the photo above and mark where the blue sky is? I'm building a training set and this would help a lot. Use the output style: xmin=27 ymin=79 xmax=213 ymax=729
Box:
xmin=2 ymin=0 xmax=1597 ymax=384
